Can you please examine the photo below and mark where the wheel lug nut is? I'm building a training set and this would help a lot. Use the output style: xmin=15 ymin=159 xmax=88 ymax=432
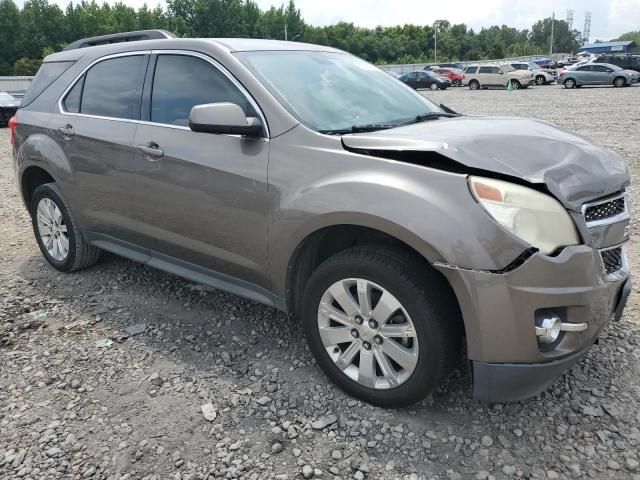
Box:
xmin=368 ymin=319 xmax=378 ymax=329
xmin=363 ymin=341 xmax=371 ymax=351
xmin=351 ymin=329 xmax=359 ymax=339
xmin=374 ymin=335 xmax=383 ymax=345
xmin=355 ymin=315 xmax=363 ymax=325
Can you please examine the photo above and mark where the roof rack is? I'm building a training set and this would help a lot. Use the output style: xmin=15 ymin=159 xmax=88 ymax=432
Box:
xmin=64 ymin=29 xmax=176 ymax=51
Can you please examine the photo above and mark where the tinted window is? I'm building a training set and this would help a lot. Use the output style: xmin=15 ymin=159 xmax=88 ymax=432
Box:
xmin=151 ymin=55 xmax=253 ymax=126
xmin=465 ymin=66 xmax=477 ymax=74
xmin=63 ymin=76 xmax=83 ymax=113
xmin=479 ymin=66 xmax=498 ymax=74
xmin=577 ymin=66 xmax=592 ymax=71
xmin=22 ymin=61 xmax=74 ymax=107
xmin=592 ymin=65 xmax=611 ymax=72
xmin=81 ymin=55 xmax=145 ymax=120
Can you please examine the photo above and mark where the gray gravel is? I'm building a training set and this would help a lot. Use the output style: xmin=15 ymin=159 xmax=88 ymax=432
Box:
xmin=1 ymin=84 xmax=640 ymax=479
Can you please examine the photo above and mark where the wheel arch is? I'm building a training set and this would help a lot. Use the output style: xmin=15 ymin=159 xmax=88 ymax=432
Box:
xmin=20 ymin=165 xmax=57 ymax=211
xmin=283 ymin=219 xmax=454 ymax=321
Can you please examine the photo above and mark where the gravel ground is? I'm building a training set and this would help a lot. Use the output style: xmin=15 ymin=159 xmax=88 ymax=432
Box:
xmin=1 ymin=85 xmax=640 ymax=480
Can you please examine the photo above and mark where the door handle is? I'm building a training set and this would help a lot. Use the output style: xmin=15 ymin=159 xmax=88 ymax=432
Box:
xmin=137 ymin=142 xmax=164 ymax=160
xmin=58 ymin=124 xmax=74 ymax=137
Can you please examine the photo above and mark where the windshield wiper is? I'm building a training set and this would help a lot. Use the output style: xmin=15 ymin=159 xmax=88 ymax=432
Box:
xmin=399 ymin=111 xmax=460 ymax=127
xmin=319 ymin=124 xmax=398 ymax=135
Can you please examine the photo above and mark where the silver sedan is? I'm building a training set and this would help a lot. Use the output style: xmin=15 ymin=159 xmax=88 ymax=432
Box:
xmin=560 ymin=63 xmax=639 ymax=88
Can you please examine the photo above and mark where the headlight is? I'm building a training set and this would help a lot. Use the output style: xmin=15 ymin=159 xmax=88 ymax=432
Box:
xmin=469 ymin=176 xmax=580 ymax=254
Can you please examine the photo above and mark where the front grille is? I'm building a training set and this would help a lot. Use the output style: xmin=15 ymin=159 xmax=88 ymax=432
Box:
xmin=601 ymin=247 xmax=623 ymax=275
xmin=584 ymin=197 xmax=626 ymax=223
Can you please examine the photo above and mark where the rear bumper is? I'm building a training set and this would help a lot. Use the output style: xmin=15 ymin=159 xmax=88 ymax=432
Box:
xmin=471 ymin=277 xmax=630 ymax=403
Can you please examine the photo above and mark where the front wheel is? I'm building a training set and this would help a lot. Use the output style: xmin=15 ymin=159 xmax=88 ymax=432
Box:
xmin=430 ymin=83 xmax=438 ymax=91
xmin=301 ymin=246 xmax=461 ymax=407
xmin=613 ymin=76 xmax=626 ymax=88
xmin=535 ymin=75 xmax=546 ymax=86
xmin=510 ymin=80 xmax=521 ymax=90
xmin=469 ymin=80 xmax=480 ymax=90
xmin=31 ymin=183 xmax=100 ymax=272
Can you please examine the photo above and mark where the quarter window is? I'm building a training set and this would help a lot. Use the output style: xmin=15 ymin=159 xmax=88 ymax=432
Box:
xmin=80 ymin=55 xmax=146 ymax=120
xmin=150 ymin=54 xmax=254 ymax=126
xmin=63 ymin=76 xmax=83 ymax=113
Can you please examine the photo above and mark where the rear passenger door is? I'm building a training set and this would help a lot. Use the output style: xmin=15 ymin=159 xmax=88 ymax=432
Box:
xmin=50 ymin=53 xmax=148 ymax=243
xmin=478 ymin=66 xmax=498 ymax=86
xmin=591 ymin=65 xmax=613 ymax=84
xmin=131 ymin=51 xmax=270 ymax=289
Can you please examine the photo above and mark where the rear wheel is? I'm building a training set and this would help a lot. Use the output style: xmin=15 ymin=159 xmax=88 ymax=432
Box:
xmin=469 ymin=80 xmax=480 ymax=90
xmin=301 ymin=246 xmax=461 ymax=407
xmin=564 ymin=78 xmax=576 ymax=89
xmin=511 ymin=80 xmax=521 ymax=90
xmin=535 ymin=75 xmax=546 ymax=85
xmin=31 ymin=183 xmax=100 ymax=272
xmin=613 ymin=76 xmax=626 ymax=88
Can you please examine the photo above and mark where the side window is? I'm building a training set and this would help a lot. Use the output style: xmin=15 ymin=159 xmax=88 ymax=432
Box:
xmin=465 ymin=66 xmax=477 ymax=74
xmin=493 ymin=67 xmax=502 ymax=74
xmin=151 ymin=54 xmax=254 ymax=126
xmin=80 ymin=55 xmax=146 ymax=120
xmin=577 ymin=66 xmax=591 ymax=71
xmin=478 ymin=66 xmax=491 ymax=74
xmin=407 ymin=72 xmax=417 ymax=78
xmin=63 ymin=76 xmax=84 ymax=113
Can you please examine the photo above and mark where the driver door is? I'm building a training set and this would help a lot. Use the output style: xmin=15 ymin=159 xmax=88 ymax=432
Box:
xmin=132 ymin=52 xmax=270 ymax=289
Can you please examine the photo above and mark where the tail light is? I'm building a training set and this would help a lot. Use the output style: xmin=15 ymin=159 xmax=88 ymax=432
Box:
xmin=559 ymin=70 xmax=566 ymax=77
xmin=8 ymin=115 xmax=17 ymax=145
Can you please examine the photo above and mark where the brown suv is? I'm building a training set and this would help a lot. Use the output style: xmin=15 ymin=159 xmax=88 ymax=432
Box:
xmin=11 ymin=30 xmax=631 ymax=407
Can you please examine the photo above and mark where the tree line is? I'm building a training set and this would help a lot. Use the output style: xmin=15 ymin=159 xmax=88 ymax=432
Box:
xmin=0 ymin=0 xmax=609 ymax=76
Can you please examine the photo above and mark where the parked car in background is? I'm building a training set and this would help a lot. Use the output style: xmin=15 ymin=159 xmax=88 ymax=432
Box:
xmin=558 ymin=57 xmax=579 ymax=67
xmin=423 ymin=62 xmax=464 ymax=71
xmin=509 ymin=62 xmax=556 ymax=85
xmin=386 ymin=70 xmax=402 ymax=78
xmin=593 ymin=55 xmax=640 ymax=74
xmin=534 ymin=58 xmax=560 ymax=69
xmin=463 ymin=64 xmax=533 ymax=90
xmin=432 ymin=67 xmax=465 ymax=86
xmin=0 ymin=92 xmax=20 ymax=127
xmin=559 ymin=63 xmax=639 ymax=88
xmin=399 ymin=70 xmax=449 ymax=90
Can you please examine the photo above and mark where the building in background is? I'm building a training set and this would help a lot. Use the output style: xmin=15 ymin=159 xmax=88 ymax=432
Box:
xmin=579 ymin=41 xmax=637 ymax=55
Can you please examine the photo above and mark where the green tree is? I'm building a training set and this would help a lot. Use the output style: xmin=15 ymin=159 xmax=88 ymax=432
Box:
xmin=530 ymin=17 xmax=580 ymax=54
xmin=0 ymin=0 xmax=21 ymax=74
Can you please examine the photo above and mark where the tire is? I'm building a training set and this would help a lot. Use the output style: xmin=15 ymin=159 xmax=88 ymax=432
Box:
xmin=430 ymin=83 xmax=438 ymax=91
xmin=511 ymin=80 xmax=521 ymax=90
xmin=564 ymin=78 xmax=576 ymax=89
xmin=613 ymin=76 xmax=626 ymax=88
xmin=300 ymin=246 xmax=461 ymax=408
xmin=30 ymin=183 xmax=100 ymax=272
xmin=469 ymin=80 xmax=479 ymax=90
xmin=535 ymin=75 xmax=546 ymax=86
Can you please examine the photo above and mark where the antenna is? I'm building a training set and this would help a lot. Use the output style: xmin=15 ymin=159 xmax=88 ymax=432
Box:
xmin=566 ymin=9 xmax=574 ymax=30
xmin=582 ymin=11 xmax=592 ymax=44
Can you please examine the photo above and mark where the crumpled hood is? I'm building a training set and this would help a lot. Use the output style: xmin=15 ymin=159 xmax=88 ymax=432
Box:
xmin=341 ymin=116 xmax=629 ymax=210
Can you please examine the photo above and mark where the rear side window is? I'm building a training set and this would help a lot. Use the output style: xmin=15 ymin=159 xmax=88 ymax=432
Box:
xmin=80 ymin=56 xmax=146 ymax=120
xmin=465 ymin=66 xmax=477 ymax=74
xmin=150 ymin=54 xmax=254 ymax=126
xmin=479 ymin=66 xmax=498 ymax=74
xmin=22 ymin=61 xmax=74 ymax=107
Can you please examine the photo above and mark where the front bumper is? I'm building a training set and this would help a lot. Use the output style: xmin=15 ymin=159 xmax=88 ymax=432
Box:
xmin=472 ymin=277 xmax=630 ymax=403
xmin=437 ymin=244 xmax=630 ymax=402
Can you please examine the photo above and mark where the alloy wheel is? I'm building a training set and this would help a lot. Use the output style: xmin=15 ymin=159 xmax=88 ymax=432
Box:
xmin=317 ymin=278 xmax=418 ymax=389
xmin=36 ymin=197 xmax=69 ymax=261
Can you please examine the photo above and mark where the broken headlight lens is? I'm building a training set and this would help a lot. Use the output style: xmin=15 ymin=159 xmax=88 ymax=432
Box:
xmin=469 ymin=176 xmax=580 ymax=255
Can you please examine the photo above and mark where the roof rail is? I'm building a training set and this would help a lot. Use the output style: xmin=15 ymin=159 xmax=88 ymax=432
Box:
xmin=64 ymin=29 xmax=176 ymax=51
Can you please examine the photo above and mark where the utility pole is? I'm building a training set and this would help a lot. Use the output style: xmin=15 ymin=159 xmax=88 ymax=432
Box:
xmin=434 ymin=26 xmax=437 ymax=64
xmin=285 ymin=23 xmax=288 ymax=41
xmin=549 ymin=12 xmax=555 ymax=56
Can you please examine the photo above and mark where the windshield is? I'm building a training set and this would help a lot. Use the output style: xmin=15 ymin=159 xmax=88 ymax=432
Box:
xmin=236 ymin=51 xmax=440 ymax=132
xmin=528 ymin=63 xmax=542 ymax=70
xmin=0 ymin=92 xmax=16 ymax=101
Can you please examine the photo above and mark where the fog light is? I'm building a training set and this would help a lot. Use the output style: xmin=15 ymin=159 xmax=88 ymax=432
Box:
xmin=535 ymin=313 xmax=562 ymax=344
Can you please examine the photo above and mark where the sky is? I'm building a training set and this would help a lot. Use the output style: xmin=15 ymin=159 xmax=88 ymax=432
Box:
xmin=19 ymin=0 xmax=640 ymax=42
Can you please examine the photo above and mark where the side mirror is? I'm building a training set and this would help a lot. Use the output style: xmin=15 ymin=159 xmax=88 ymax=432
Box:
xmin=189 ymin=102 xmax=263 ymax=137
